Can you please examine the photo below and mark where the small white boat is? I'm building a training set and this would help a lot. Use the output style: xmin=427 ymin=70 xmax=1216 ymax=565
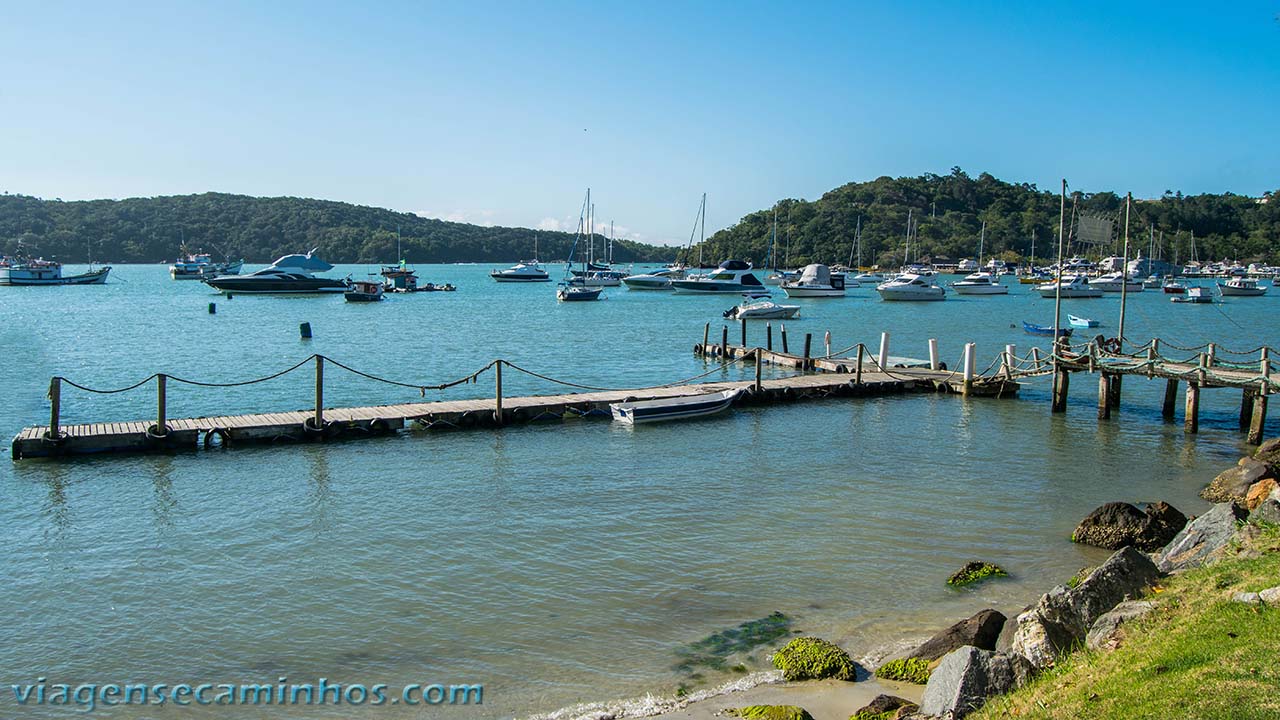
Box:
xmin=1068 ymin=314 xmax=1099 ymax=328
xmin=1218 ymin=277 xmax=1267 ymax=296
xmin=572 ymin=271 xmax=621 ymax=287
xmin=781 ymin=263 xmax=845 ymax=297
xmin=1172 ymin=287 xmax=1215 ymax=304
xmin=853 ymin=271 xmax=886 ymax=284
xmin=610 ymin=388 xmax=741 ymax=425
xmin=1091 ymin=271 xmax=1144 ymax=293
xmin=876 ymin=273 xmax=946 ymax=301
xmin=490 ymin=261 xmax=551 ymax=282
xmin=724 ymin=295 xmax=800 ymax=319
xmin=763 ymin=270 xmax=794 ymax=286
xmin=1035 ymin=274 xmax=1103 ymax=298
xmin=950 ymin=272 xmax=1008 ymax=295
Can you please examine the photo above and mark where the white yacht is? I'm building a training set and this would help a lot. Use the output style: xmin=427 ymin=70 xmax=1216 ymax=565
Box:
xmin=622 ymin=266 xmax=683 ymax=290
xmin=1091 ymin=271 xmax=1144 ymax=293
xmin=781 ymin=264 xmax=845 ymax=297
xmin=876 ymin=273 xmax=946 ymax=301
xmin=490 ymin=261 xmax=550 ymax=282
xmin=853 ymin=271 xmax=887 ymax=284
xmin=1035 ymin=274 xmax=1103 ymax=298
xmin=669 ymin=260 xmax=768 ymax=294
xmin=951 ymin=272 xmax=1008 ymax=295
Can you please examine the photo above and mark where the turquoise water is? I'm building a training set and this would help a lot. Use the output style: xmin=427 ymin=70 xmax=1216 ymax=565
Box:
xmin=2 ymin=264 xmax=1276 ymax=718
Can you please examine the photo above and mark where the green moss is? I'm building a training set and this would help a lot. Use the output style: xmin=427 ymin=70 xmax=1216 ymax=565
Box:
xmin=947 ymin=561 xmax=1009 ymax=587
xmin=726 ymin=705 xmax=816 ymax=720
xmin=675 ymin=611 xmax=792 ymax=673
xmin=875 ymin=657 xmax=933 ymax=684
xmin=849 ymin=711 xmax=895 ymax=720
xmin=770 ymin=637 xmax=857 ymax=681
xmin=1066 ymin=566 xmax=1093 ymax=589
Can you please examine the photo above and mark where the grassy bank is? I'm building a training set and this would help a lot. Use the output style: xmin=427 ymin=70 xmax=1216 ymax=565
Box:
xmin=973 ymin=525 xmax=1280 ymax=720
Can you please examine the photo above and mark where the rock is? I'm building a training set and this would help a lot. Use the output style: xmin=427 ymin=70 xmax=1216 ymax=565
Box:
xmin=770 ymin=637 xmax=857 ymax=681
xmin=994 ymin=605 xmax=1031 ymax=653
xmin=850 ymin=694 xmax=915 ymax=720
xmin=906 ymin=609 xmax=1007 ymax=662
xmin=1011 ymin=547 xmax=1160 ymax=668
xmin=890 ymin=708 xmax=920 ymax=720
xmin=1231 ymin=591 xmax=1261 ymax=604
xmin=1085 ymin=600 xmax=1154 ymax=650
xmin=1155 ymin=502 xmax=1249 ymax=573
xmin=1245 ymin=479 xmax=1279 ymax=510
xmin=875 ymin=657 xmax=932 ymax=684
xmin=1254 ymin=437 xmax=1280 ymax=473
xmin=947 ymin=561 xmax=1008 ymax=587
xmin=1071 ymin=501 xmax=1187 ymax=551
xmin=919 ymin=646 xmax=1034 ymax=719
xmin=1200 ymin=460 xmax=1269 ymax=503
xmin=1260 ymin=587 xmax=1280 ymax=604
xmin=1250 ymin=498 xmax=1280 ymax=525
xmin=726 ymin=706 xmax=814 ymax=720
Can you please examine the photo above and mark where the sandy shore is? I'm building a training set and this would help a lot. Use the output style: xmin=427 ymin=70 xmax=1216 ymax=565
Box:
xmin=652 ymin=677 xmax=924 ymax=720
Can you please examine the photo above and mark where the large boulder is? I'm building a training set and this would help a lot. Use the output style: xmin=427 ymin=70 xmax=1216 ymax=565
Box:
xmin=726 ymin=706 xmax=814 ymax=720
xmin=1011 ymin=547 xmax=1160 ymax=668
xmin=770 ymin=637 xmax=858 ymax=681
xmin=850 ymin=694 xmax=916 ymax=720
xmin=1251 ymin=498 xmax=1280 ymax=526
xmin=1245 ymin=479 xmax=1279 ymax=510
xmin=1155 ymin=502 xmax=1249 ymax=573
xmin=1072 ymin=501 xmax=1187 ymax=551
xmin=1085 ymin=600 xmax=1154 ymax=651
xmin=906 ymin=609 xmax=1007 ymax=662
xmin=1254 ymin=437 xmax=1280 ymax=473
xmin=919 ymin=646 xmax=1034 ymax=719
xmin=1201 ymin=459 xmax=1270 ymax=503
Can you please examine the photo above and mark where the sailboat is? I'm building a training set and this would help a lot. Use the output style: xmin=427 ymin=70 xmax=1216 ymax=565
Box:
xmin=557 ymin=190 xmax=604 ymax=302
xmin=951 ymin=221 xmax=1007 ymax=295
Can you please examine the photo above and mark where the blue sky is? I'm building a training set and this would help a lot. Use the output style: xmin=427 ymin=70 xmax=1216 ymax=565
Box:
xmin=1 ymin=1 xmax=1276 ymax=244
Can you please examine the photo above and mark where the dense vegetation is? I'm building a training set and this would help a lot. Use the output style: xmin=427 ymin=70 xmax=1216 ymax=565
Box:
xmin=694 ymin=168 xmax=1280 ymax=269
xmin=2 ymin=169 xmax=1276 ymax=267
xmin=0 ymin=192 xmax=672 ymax=264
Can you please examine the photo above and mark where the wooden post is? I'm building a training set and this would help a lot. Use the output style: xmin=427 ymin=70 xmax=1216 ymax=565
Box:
xmin=855 ymin=345 xmax=864 ymax=384
xmin=1185 ymin=381 xmax=1200 ymax=434
xmin=1004 ymin=344 xmax=1016 ymax=381
xmin=1207 ymin=343 xmax=1217 ymax=369
xmin=1240 ymin=389 xmax=1255 ymax=431
xmin=156 ymin=373 xmax=168 ymax=435
xmin=766 ymin=322 xmax=773 ymax=351
xmin=1108 ymin=374 xmax=1122 ymax=409
xmin=962 ymin=343 xmax=975 ymax=396
xmin=1197 ymin=352 xmax=1208 ymax=386
xmin=703 ymin=322 xmax=710 ymax=351
xmin=1030 ymin=347 xmax=1042 ymax=371
xmin=1146 ymin=344 xmax=1157 ymax=377
xmin=740 ymin=318 xmax=747 ymax=348
xmin=721 ymin=325 xmax=728 ymax=357
xmin=803 ymin=333 xmax=812 ymax=365
xmin=878 ymin=332 xmax=890 ymax=371
xmin=1249 ymin=394 xmax=1268 ymax=445
xmin=1051 ymin=368 xmax=1070 ymax=412
xmin=781 ymin=324 xmax=789 ymax=354
xmin=754 ymin=349 xmax=762 ymax=394
xmin=1097 ymin=373 xmax=1111 ymax=419
xmin=928 ymin=338 xmax=939 ymax=371
xmin=824 ymin=331 xmax=831 ymax=358
xmin=314 ymin=355 xmax=324 ymax=429
xmin=47 ymin=376 xmax=61 ymax=439
xmin=1162 ymin=379 xmax=1178 ymax=420
xmin=495 ymin=360 xmax=504 ymax=425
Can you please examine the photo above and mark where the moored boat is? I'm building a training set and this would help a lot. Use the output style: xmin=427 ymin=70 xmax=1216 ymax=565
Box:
xmin=670 ymin=260 xmax=767 ymax=294
xmin=1023 ymin=321 xmax=1073 ymax=338
xmin=1091 ymin=271 xmax=1144 ymax=293
xmin=1068 ymin=314 xmax=1099 ymax=328
xmin=490 ymin=261 xmax=551 ymax=282
xmin=876 ymin=273 xmax=946 ymax=301
xmin=723 ymin=295 xmax=800 ymax=320
xmin=556 ymin=283 xmax=603 ymax=301
xmin=344 ymin=279 xmax=385 ymax=302
xmin=609 ymin=388 xmax=741 ymax=425
xmin=203 ymin=251 xmax=349 ymax=294
xmin=950 ymin=272 xmax=1008 ymax=295
xmin=781 ymin=263 xmax=845 ymax=297
xmin=170 ymin=252 xmax=243 ymax=280
xmin=1218 ymin=277 xmax=1267 ymax=296
xmin=1035 ymin=274 xmax=1103 ymax=298
xmin=0 ymin=257 xmax=111 ymax=286
xmin=1172 ymin=287 xmax=1215 ymax=304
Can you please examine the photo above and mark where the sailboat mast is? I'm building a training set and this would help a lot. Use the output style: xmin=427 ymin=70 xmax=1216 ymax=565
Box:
xmin=1053 ymin=179 xmax=1067 ymax=343
xmin=1118 ymin=192 xmax=1131 ymax=345
xmin=978 ymin=220 xmax=986 ymax=269
xmin=609 ymin=220 xmax=614 ymax=265
xmin=770 ymin=208 xmax=777 ymax=270
xmin=904 ymin=208 xmax=912 ymax=266
xmin=848 ymin=214 xmax=861 ymax=268
xmin=700 ymin=193 xmax=707 ymax=265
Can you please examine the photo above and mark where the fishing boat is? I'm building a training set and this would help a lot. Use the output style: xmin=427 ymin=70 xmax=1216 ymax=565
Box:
xmin=170 ymin=251 xmax=243 ymax=280
xmin=670 ymin=260 xmax=767 ymax=294
xmin=344 ymin=279 xmax=385 ymax=302
xmin=1142 ymin=274 xmax=1165 ymax=289
xmin=1035 ymin=275 xmax=1103 ymax=299
xmin=951 ymin=272 xmax=1008 ymax=295
xmin=1068 ymin=314 xmax=1100 ymax=328
xmin=1218 ymin=277 xmax=1267 ymax=296
xmin=875 ymin=273 xmax=946 ymax=301
xmin=781 ymin=263 xmax=845 ymax=297
xmin=203 ymin=251 xmax=349 ymax=294
xmin=0 ymin=257 xmax=111 ymax=286
xmin=1023 ymin=321 xmax=1073 ymax=338
xmin=609 ymin=388 xmax=741 ymax=425
xmin=723 ymin=295 xmax=800 ymax=320
xmin=1172 ymin=287 xmax=1214 ymax=304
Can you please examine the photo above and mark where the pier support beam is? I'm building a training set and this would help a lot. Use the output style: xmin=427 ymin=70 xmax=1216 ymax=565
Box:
xmin=47 ymin=377 xmax=61 ymax=440
xmin=155 ymin=373 xmax=168 ymax=435
xmin=803 ymin=333 xmax=812 ymax=367
xmin=740 ymin=318 xmax=747 ymax=348
xmin=855 ymin=345 xmax=864 ymax=385
xmin=878 ymin=332 xmax=890 ymax=371
xmin=1162 ymin=379 xmax=1179 ymax=420
xmin=1108 ymin=374 xmax=1122 ymax=410
xmin=1097 ymin=373 xmax=1111 ymax=419
xmin=766 ymin=323 xmax=773 ymax=351
xmin=313 ymin=355 xmax=325 ymax=430
xmin=754 ymin=350 xmax=762 ymax=394
xmin=1249 ymin=394 xmax=1268 ymax=445
xmin=1240 ymin=389 xmax=1255 ymax=431
xmin=781 ymin=324 xmax=789 ymax=354
xmin=929 ymin=338 xmax=940 ymax=371
xmin=703 ymin=322 xmax=710 ymax=351
xmin=721 ymin=325 xmax=728 ymax=357
xmin=494 ymin=360 xmax=504 ymax=425
xmin=1051 ymin=369 xmax=1070 ymax=413
xmin=1184 ymin=382 xmax=1200 ymax=434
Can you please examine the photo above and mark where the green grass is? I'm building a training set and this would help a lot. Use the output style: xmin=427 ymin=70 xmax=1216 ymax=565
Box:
xmin=971 ymin=526 xmax=1280 ymax=720
xmin=874 ymin=657 xmax=933 ymax=684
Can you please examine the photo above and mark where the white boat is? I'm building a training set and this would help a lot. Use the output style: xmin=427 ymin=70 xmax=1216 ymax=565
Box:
xmin=1172 ymin=287 xmax=1215 ymax=304
xmin=853 ymin=271 xmax=886 ymax=284
xmin=781 ymin=263 xmax=845 ymax=297
xmin=955 ymin=258 xmax=979 ymax=273
xmin=622 ymin=265 xmax=683 ymax=290
xmin=950 ymin=272 xmax=1008 ymax=295
xmin=610 ymin=388 xmax=741 ymax=425
xmin=0 ymin=257 xmax=111 ymax=286
xmin=170 ymin=252 xmax=243 ymax=280
xmin=876 ymin=273 xmax=946 ymax=301
xmin=571 ymin=271 xmax=621 ymax=287
xmin=670 ymin=260 xmax=768 ymax=294
xmin=1218 ymin=277 xmax=1267 ymax=296
xmin=724 ymin=296 xmax=800 ymax=320
xmin=1035 ymin=274 xmax=1103 ymax=299
xmin=1068 ymin=314 xmax=1100 ymax=328
xmin=1091 ymin=271 xmax=1144 ymax=293
xmin=490 ymin=261 xmax=550 ymax=282
xmin=204 ymin=251 xmax=349 ymax=294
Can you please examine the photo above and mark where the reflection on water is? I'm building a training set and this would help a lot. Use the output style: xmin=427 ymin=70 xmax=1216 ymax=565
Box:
xmin=150 ymin=455 xmax=177 ymax=531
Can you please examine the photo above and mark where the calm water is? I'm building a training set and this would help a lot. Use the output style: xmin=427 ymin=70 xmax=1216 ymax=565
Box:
xmin=2 ymin=264 xmax=1276 ymax=718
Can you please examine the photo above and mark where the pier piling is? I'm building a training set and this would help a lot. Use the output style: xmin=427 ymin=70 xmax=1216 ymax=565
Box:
xmin=721 ymin=325 xmax=728 ymax=357
xmin=155 ymin=374 xmax=168 ymax=436
xmin=208 ymin=302 xmax=216 ymax=315
xmin=300 ymin=322 xmax=312 ymax=339
xmin=1163 ymin=379 xmax=1179 ymax=420
xmin=47 ymin=377 xmax=61 ymax=440
xmin=1098 ymin=373 xmax=1111 ymax=419
xmin=740 ymin=318 xmax=747 ymax=348
xmin=495 ymin=360 xmax=504 ymax=425
xmin=754 ymin=350 xmax=762 ymax=393
xmin=803 ymin=333 xmax=812 ymax=366
xmin=1185 ymin=382 xmax=1200 ymax=434
xmin=1108 ymin=374 xmax=1122 ymax=410
xmin=781 ymin=324 xmax=789 ymax=354
xmin=962 ymin=343 xmax=975 ymax=396
xmin=1250 ymin=394 xmax=1268 ymax=445
xmin=1051 ymin=369 xmax=1069 ymax=413
xmin=878 ymin=333 xmax=890 ymax=371
xmin=313 ymin=355 xmax=324 ymax=430
xmin=929 ymin=338 xmax=939 ymax=371
xmin=703 ymin=322 xmax=710 ymax=350
xmin=766 ymin=322 xmax=773 ymax=351
xmin=855 ymin=345 xmax=864 ymax=385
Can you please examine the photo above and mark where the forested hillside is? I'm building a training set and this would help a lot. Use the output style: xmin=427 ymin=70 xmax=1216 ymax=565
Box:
xmin=695 ymin=168 xmax=1279 ymax=268
xmin=0 ymin=192 xmax=673 ymax=264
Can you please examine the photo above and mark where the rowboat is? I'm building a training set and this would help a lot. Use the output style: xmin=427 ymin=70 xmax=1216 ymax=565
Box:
xmin=1022 ymin=321 xmax=1072 ymax=338
xmin=1068 ymin=314 xmax=1099 ymax=328
xmin=609 ymin=389 xmax=741 ymax=425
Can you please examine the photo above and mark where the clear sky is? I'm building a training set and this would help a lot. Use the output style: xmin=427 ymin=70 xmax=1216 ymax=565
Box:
xmin=1 ymin=1 xmax=1276 ymax=244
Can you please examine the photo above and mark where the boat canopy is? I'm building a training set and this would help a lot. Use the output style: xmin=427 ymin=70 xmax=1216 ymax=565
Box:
xmin=798 ymin=263 xmax=830 ymax=284
xmin=269 ymin=251 xmax=334 ymax=273
xmin=719 ymin=260 xmax=751 ymax=270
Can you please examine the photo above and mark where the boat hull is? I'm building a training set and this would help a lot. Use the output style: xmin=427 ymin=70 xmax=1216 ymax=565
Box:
xmin=556 ymin=286 xmax=602 ymax=301
xmin=491 ymin=273 xmax=550 ymax=282
xmin=951 ymin=284 xmax=1008 ymax=295
xmin=877 ymin=289 xmax=945 ymax=301
xmin=1218 ymin=285 xmax=1266 ymax=296
xmin=622 ymin=276 xmax=673 ymax=290
xmin=204 ymin=278 xmax=349 ymax=294
xmin=781 ymin=286 xmax=844 ymax=298
xmin=670 ymin=281 xmax=768 ymax=294
xmin=610 ymin=389 xmax=740 ymax=425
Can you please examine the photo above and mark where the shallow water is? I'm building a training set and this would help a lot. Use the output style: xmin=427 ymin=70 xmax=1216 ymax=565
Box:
xmin=1 ymin=264 xmax=1275 ymax=718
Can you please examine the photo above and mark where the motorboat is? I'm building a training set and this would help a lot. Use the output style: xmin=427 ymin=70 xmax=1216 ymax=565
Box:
xmin=1142 ymin=274 xmax=1166 ymax=289
xmin=781 ymin=263 xmax=845 ymax=297
xmin=622 ymin=266 xmax=683 ymax=290
xmin=1172 ymin=287 xmax=1215 ymax=304
xmin=610 ymin=388 xmax=741 ymax=425
xmin=950 ymin=272 xmax=1008 ymax=295
xmin=876 ymin=273 xmax=946 ymax=301
xmin=1162 ymin=279 xmax=1189 ymax=294
xmin=955 ymin=258 xmax=979 ymax=273
xmin=170 ymin=252 xmax=243 ymax=280
xmin=203 ymin=251 xmax=349 ymax=294
xmin=1035 ymin=275 xmax=1103 ymax=298
xmin=1019 ymin=269 xmax=1052 ymax=284
xmin=344 ymin=279 xmax=385 ymax=302
xmin=556 ymin=283 xmax=602 ymax=301
xmin=571 ymin=271 xmax=622 ymax=287
xmin=853 ymin=271 xmax=887 ymax=284
xmin=1218 ymin=277 xmax=1267 ymax=296
xmin=1068 ymin=314 xmax=1100 ymax=328
xmin=490 ymin=260 xmax=550 ymax=282
xmin=1023 ymin=321 xmax=1072 ymax=338
xmin=670 ymin=260 xmax=767 ymax=294
xmin=723 ymin=295 xmax=800 ymax=320
xmin=763 ymin=270 xmax=795 ymax=286
xmin=1091 ymin=271 xmax=1144 ymax=293
xmin=0 ymin=257 xmax=111 ymax=286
